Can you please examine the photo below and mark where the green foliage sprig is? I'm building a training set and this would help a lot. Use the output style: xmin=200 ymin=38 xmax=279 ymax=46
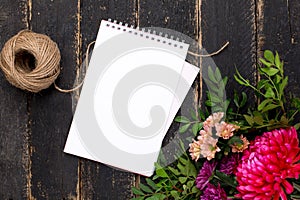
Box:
xmin=131 ymin=142 xmax=200 ymax=200
xmin=234 ymin=50 xmax=300 ymax=131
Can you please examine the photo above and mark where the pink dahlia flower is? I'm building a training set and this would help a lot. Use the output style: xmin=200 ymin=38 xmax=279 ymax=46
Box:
xmin=235 ymin=127 xmax=300 ymax=200
xmin=203 ymin=112 xmax=224 ymax=132
xmin=215 ymin=121 xmax=240 ymax=139
xmin=200 ymin=135 xmax=220 ymax=160
xmin=189 ymin=136 xmax=204 ymax=161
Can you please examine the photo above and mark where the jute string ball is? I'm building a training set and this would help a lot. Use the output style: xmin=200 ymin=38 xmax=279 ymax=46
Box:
xmin=0 ymin=30 xmax=61 ymax=93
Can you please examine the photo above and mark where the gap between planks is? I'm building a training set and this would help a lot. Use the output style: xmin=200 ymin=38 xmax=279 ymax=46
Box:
xmin=24 ymin=0 xmax=35 ymax=199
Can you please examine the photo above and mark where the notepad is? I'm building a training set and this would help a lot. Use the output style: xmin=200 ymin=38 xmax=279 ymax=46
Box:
xmin=64 ymin=19 xmax=199 ymax=176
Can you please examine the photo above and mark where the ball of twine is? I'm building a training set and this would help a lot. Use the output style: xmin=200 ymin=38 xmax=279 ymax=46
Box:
xmin=0 ymin=30 xmax=61 ymax=93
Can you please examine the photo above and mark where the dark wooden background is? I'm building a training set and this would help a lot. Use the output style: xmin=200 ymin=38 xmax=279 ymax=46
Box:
xmin=1 ymin=0 xmax=300 ymax=199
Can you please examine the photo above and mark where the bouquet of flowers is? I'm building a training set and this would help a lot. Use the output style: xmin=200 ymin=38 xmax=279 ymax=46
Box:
xmin=131 ymin=50 xmax=300 ymax=200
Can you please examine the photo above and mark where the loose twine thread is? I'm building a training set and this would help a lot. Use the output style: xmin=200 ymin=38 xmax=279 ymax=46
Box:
xmin=0 ymin=30 xmax=229 ymax=93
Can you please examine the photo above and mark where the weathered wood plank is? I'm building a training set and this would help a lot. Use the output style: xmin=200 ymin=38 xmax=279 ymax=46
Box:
xmin=29 ymin=0 xmax=79 ymax=199
xmin=258 ymin=0 xmax=300 ymax=96
xmin=201 ymin=0 xmax=257 ymax=107
xmin=0 ymin=1 xmax=29 ymax=199
xmin=139 ymin=0 xmax=198 ymax=142
xmin=80 ymin=0 xmax=137 ymax=199
xmin=288 ymin=0 xmax=300 ymax=95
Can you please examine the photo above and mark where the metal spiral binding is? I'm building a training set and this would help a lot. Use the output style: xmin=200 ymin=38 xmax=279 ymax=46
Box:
xmin=106 ymin=18 xmax=184 ymax=49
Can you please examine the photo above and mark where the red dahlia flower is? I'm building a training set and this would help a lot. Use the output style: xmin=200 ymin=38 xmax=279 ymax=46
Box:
xmin=235 ymin=127 xmax=300 ymax=200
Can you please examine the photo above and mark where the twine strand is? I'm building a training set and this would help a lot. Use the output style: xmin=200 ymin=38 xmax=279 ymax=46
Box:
xmin=187 ymin=41 xmax=229 ymax=57
xmin=54 ymin=41 xmax=95 ymax=93
xmin=57 ymin=41 xmax=229 ymax=93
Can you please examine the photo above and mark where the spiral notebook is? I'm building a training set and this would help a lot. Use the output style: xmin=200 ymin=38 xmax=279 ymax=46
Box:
xmin=64 ymin=19 xmax=199 ymax=176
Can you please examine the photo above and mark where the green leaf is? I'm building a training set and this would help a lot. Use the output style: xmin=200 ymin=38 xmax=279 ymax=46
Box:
xmin=259 ymin=58 xmax=272 ymax=67
xmin=240 ymin=92 xmax=247 ymax=107
xmin=264 ymin=50 xmax=275 ymax=63
xmin=191 ymin=186 xmax=199 ymax=193
xmin=292 ymin=97 xmax=300 ymax=111
xmin=205 ymin=100 xmax=216 ymax=107
xmin=260 ymin=67 xmax=279 ymax=76
xmin=290 ymin=194 xmax=300 ymax=199
xmin=253 ymin=115 xmax=264 ymax=125
xmin=186 ymin=160 xmax=197 ymax=178
xmin=244 ymin=114 xmax=254 ymax=126
xmin=170 ymin=191 xmax=180 ymax=199
xmin=179 ymin=177 xmax=187 ymax=184
xmin=204 ymin=78 xmax=219 ymax=93
xmin=234 ymin=74 xmax=247 ymax=86
xmin=257 ymin=79 xmax=268 ymax=90
xmin=179 ymin=123 xmax=190 ymax=133
xmin=208 ymin=66 xmax=218 ymax=83
xmin=275 ymin=74 xmax=282 ymax=84
xmin=177 ymin=162 xmax=187 ymax=176
xmin=132 ymin=187 xmax=145 ymax=195
xmin=192 ymin=123 xmax=199 ymax=136
xmin=225 ymin=99 xmax=230 ymax=112
xmin=145 ymin=178 xmax=158 ymax=191
xmin=275 ymin=51 xmax=281 ymax=68
xmin=198 ymin=109 xmax=206 ymax=120
xmin=294 ymin=123 xmax=300 ymax=130
xmin=187 ymin=180 xmax=194 ymax=188
xmin=223 ymin=77 xmax=228 ymax=86
xmin=279 ymin=76 xmax=288 ymax=94
xmin=168 ymin=166 xmax=180 ymax=176
xmin=215 ymin=67 xmax=222 ymax=82
xmin=174 ymin=116 xmax=190 ymax=123
xmin=234 ymin=91 xmax=239 ymax=107
xmin=208 ymin=91 xmax=222 ymax=103
xmin=280 ymin=115 xmax=289 ymax=126
xmin=262 ymin=104 xmax=280 ymax=112
xmin=131 ymin=197 xmax=144 ymax=200
xmin=293 ymin=182 xmax=300 ymax=192
xmin=264 ymin=87 xmax=275 ymax=98
xmin=215 ymin=170 xmax=237 ymax=188
xmin=179 ymin=140 xmax=185 ymax=152
xmin=192 ymin=123 xmax=203 ymax=136
xmin=155 ymin=163 xmax=169 ymax=178
xmin=258 ymin=99 xmax=273 ymax=111
xmin=139 ymin=183 xmax=153 ymax=193
xmin=178 ymin=157 xmax=188 ymax=165
xmin=146 ymin=194 xmax=166 ymax=200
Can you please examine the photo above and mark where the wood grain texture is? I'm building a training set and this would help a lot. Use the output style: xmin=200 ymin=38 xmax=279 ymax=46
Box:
xmin=0 ymin=1 xmax=29 ymax=199
xmin=1 ymin=0 xmax=300 ymax=199
xmin=201 ymin=0 xmax=257 ymax=107
xmin=80 ymin=0 xmax=136 ymax=199
xmin=287 ymin=0 xmax=300 ymax=95
xmin=259 ymin=0 xmax=300 ymax=96
xmin=29 ymin=0 xmax=79 ymax=199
